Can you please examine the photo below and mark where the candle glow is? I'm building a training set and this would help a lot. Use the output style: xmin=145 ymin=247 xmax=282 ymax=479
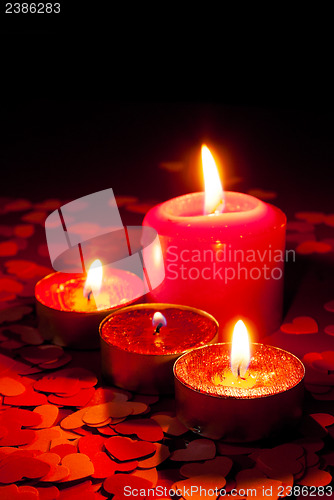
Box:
xmin=202 ymin=144 xmax=224 ymax=215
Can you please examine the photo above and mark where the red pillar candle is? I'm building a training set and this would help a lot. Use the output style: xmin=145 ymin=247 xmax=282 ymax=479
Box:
xmin=143 ymin=146 xmax=286 ymax=340
xmin=174 ymin=320 xmax=304 ymax=441
xmin=35 ymin=260 xmax=145 ymax=349
xmin=99 ymin=303 xmax=219 ymax=394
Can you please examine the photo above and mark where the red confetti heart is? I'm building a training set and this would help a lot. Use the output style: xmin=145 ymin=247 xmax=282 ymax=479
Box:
xmin=36 ymin=485 xmax=60 ymax=500
xmin=180 ymin=456 xmax=233 ymax=478
xmin=131 ymin=468 xmax=158 ymax=488
xmin=60 ymin=453 xmax=94 ymax=481
xmin=312 ymin=351 xmax=334 ymax=371
xmin=91 ymin=451 xmax=137 ymax=478
xmin=14 ymin=225 xmax=35 ymax=238
xmin=8 ymin=325 xmax=43 ymax=345
xmin=295 ymin=211 xmax=325 ymax=224
xmin=0 ymin=241 xmax=19 ymax=257
xmin=248 ymin=189 xmax=277 ymax=200
xmin=49 ymin=443 xmax=77 ymax=460
xmin=105 ymin=436 xmax=156 ymax=461
xmin=296 ymin=241 xmax=332 ymax=255
xmin=0 ymin=377 xmax=26 ymax=396
xmin=22 ymin=211 xmax=47 ymax=224
xmin=151 ymin=414 xmax=187 ymax=436
xmin=170 ymin=439 xmax=216 ymax=462
xmin=103 ymin=474 xmax=152 ymax=499
xmin=138 ymin=443 xmax=170 ymax=469
xmin=48 ymin=387 xmax=95 ymax=407
xmin=324 ymin=300 xmax=334 ymax=312
xmin=0 ymin=456 xmax=50 ymax=483
xmin=19 ymin=345 xmax=64 ymax=365
xmin=78 ymin=434 xmax=106 ymax=459
xmin=298 ymin=468 xmax=332 ymax=486
xmin=4 ymin=199 xmax=32 ymax=212
xmin=324 ymin=325 xmax=334 ymax=336
xmin=280 ymin=316 xmax=318 ymax=334
xmin=114 ymin=418 xmax=164 ymax=442
xmin=0 ymin=306 xmax=32 ymax=323
xmin=4 ymin=384 xmax=48 ymax=406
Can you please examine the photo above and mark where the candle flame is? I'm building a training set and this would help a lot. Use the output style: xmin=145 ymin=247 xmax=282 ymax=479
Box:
xmin=84 ymin=259 xmax=103 ymax=298
xmin=152 ymin=312 xmax=167 ymax=328
xmin=201 ymin=144 xmax=224 ymax=215
xmin=231 ymin=320 xmax=251 ymax=377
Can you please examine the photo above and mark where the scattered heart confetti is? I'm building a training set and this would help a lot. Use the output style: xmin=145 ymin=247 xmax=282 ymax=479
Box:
xmin=61 ymin=453 xmax=94 ymax=481
xmin=256 ymin=444 xmax=304 ymax=476
xmin=280 ymin=316 xmax=318 ymax=334
xmin=295 ymin=211 xmax=325 ymax=224
xmin=4 ymin=384 xmax=48 ymax=406
xmin=0 ymin=306 xmax=32 ymax=323
xmin=91 ymin=451 xmax=137 ymax=478
xmin=4 ymin=199 xmax=32 ymax=212
xmin=0 ymin=377 xmax=26 ymax=396
xmin=247 ymin=189 xmax=277 ymax=200
xmin=180 ymin=456 xmax=233 ymax=478
xmin=286 ymin=221 xmax=315 ymax=232
xmin=0 ymin=241 xmax=19 ymax=257
xmin=114 ymin=418 xmax=164 ymax=442
xmin=14 ymin=225 xmax=35 ymax=238
xmin=296 ymin=241 xmax=332 ymax=255
xmin=0 ymin=456 xmax=51 ymax=483
xmin=172 ymin=474 xmax=226 ymax=500
xmin=312 ymin=351 xmax=334 ymax=371
xmin=324 ymin=325 xmax=334 ymax=336
xmin=138 ymin=443 xmax=170 ymax=469
xmin=131 ymin=467 xmax=158 ymax=488
xmin=151 ymin=414 xmax=187 ymax=436
xmin=105 ymin=436 xmax=156 ymax=462
xmin=30 ymin=405 xmax=59 ymax=429
xmin=170 ymin=439 xmax=216 ymax=461
xmin=297 ymin=468 xmax=332 ymax=486
xmin=324 ymin=300 xmax=334 ymax=312
xmin=48 ymin=387 xmax=95 ymax=407
xmin=7 ymin=325 xmax=43 ymax=345
xmin=103 ymin=473 xmax=152 ymax=499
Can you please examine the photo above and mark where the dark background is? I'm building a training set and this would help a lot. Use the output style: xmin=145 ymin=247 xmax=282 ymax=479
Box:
xmin=1 ymin=101 xmax=333 ymax=216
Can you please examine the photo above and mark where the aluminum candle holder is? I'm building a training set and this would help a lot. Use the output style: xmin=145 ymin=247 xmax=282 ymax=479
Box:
xmin=35 ymin=270 xmax=144 ymax=349
xmin=174 ymin=343 xmax=305 ymax=442
xmin=99 ymin=303 xmax=219 ymax=395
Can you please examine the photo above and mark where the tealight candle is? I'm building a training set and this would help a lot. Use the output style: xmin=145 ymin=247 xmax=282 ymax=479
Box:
xmin=143 ymin=145 xmax=287 ymax=340
xmin=35 ymin=260 xmax=145 ymax=349
xmin=174 ymin=320 xmax=304 ymax=441
xmin=99 ymin=303 xmax=219 ymax=394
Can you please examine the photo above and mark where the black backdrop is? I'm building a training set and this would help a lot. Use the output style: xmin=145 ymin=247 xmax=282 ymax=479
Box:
xmin=1 ymin=101 xmax=333 ymax=214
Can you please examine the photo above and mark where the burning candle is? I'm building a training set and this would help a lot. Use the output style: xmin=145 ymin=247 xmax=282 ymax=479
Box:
xmin=99 ymin=303 xmax=219 ymax=394
xmin=35 ymin=260 xmax=145 ymax=349
xmin=143 ymin=145 xmax=287 ymax=340
xmin=174 ymin=320 xmax=304 ymax=441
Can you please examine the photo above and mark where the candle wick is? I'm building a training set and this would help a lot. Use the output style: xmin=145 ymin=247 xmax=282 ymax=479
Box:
xmin=211 ymin=198 xmax=224 ymax=215
xmin=237 ymin=365 xmax=241 ymax=378
xmin=154 ymin=322 xmax=163 ymax=334
xmin=87 ymin=290 xmax=92 ymax=301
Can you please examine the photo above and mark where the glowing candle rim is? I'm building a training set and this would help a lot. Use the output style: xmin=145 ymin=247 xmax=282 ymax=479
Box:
xmin=146 ymin=192 xmax=286 ymax=238
xmin=99 ymin=303 xmax=219 ymax=358
xmin=35 ymin=270 xmax=145 ymax=315
xmin=173 ymin=342 xmax=305 ymax=400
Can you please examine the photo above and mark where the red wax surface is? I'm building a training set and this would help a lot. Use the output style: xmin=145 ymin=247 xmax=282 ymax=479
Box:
xmin=174 ymin=343 xmax=305 ymax=399
xmin=100 ymin=306 xmax=217 ymax=355
xmin=143 ymin=191 xmax=286 ymax=341
xmin=35 ymin=270 xmax=145 ymax=313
